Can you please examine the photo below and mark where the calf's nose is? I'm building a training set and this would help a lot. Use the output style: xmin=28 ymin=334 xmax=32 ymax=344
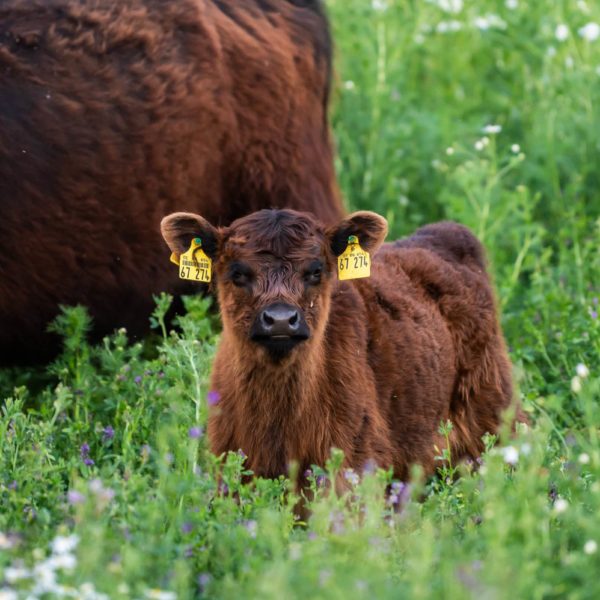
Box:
xmin=259 ymin=303 xmax=300 ymax=337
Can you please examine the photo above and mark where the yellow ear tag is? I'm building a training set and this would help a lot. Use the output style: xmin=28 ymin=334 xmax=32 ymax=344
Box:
xmin=338 ymin=235 xmax=370 ymax=280
xmin=175 ymin=238 xmax=212 ymax=283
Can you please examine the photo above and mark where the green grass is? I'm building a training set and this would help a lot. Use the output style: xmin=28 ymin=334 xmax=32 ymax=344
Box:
xmin=2 ymin=0 xmax=600 ymax=597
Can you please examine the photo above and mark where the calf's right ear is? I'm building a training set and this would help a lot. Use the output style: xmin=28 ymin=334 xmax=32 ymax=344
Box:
xmin=327 ymin=211 xmax=388 ymax=257
xmin=160 ymin=212 xmax=220 ymax=260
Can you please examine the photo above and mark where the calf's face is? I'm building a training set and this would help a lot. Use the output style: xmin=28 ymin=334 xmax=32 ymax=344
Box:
xmin=161 ymin=209 xmax=387 ymax=362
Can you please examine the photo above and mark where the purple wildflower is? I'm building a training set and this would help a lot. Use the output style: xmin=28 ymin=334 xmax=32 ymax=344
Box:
xmin=207 ymin=390 xmax=221 ymax=406
xmin=590 ymin=308 xmax=598 ymax=320
xmin=316 ymin=475 xmax=326 ymax=488
xmin=67 ymin=490 xmax=86 ymax=505
xmin=158 ymin=371 xmax=165 ymax=378
xmin=134 ymin=375 xmax=142 ymax=384
xmin=80 ymin=443 xmax=94 ymax=466
xmin=243 ymin=520 xmax=258 ymax=538
xmin=8 ymin=480 xmax=17 ymax=491
xmin=198 ymin=573 xmax=211 ymax=593
xmin=343 ymin=468 xmax=360 ymax=486
xmin=181 ymin=522 xmax=194 ymax=534
xmin=329 ymin=510 xmax=345 ymax=534
xmin=102 ymin=426 xmax=115 ymax=442
xmin=363 ymin=458 xmax=378 ymax=474
xmin=188 ymin=426 xmax=203 ymax=439
xmin=304 ymin=468 xmax=313 ymax=478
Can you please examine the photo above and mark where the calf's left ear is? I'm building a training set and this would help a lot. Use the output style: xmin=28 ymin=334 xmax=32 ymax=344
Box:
xmin=327 ymin=211 xmax=388 ymax=257
xmin=160 ymin=212 xmax=220 ymax=260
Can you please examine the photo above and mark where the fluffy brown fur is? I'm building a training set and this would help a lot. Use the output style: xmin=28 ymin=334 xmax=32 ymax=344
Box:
xmin=161 ymin=209 xmax=523 ymax=488
xmin=0 ymin=0 xmax=342 ymax=363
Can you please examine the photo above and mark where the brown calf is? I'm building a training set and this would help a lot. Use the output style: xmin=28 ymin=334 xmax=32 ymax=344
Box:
xmin=0 ymin=0 xmax=342 ymax=364
xmin=161 ymin=209 xmax=518 ymax=485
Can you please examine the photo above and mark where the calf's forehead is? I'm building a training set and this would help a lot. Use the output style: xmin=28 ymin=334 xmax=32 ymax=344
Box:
xmin=222 ymin=211 xmax=327 ymax=264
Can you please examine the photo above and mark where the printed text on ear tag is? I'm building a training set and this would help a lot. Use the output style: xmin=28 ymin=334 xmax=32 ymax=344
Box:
xmin=176 ymin=238 xmax=212 ymax=282
xmin=337 ymin=235 xmax=370 ymax=280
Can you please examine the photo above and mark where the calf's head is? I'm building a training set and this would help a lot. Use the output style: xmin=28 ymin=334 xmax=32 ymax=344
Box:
xmin=161 ymin=209 xmax=387 ymax=362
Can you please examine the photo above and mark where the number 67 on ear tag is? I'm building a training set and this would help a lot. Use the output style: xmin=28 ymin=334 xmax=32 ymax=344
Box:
xmin=170 ymin=238 xmax=212 ymax=282
xmin=338 ymin=235 xmax=370 ymax=280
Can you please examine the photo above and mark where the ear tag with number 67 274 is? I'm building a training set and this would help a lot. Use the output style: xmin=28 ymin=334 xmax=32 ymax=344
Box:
xmin=170 ymin=238 xmax=212 ymax=283
xmin=337 ymin=235 xmax=370 ymax=281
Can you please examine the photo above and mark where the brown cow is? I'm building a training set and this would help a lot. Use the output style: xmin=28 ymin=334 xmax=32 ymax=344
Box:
xmin=0 ymin=0 xmax=342 ymax=364
xmin=161 ymin=209 xmax=520 ymax=489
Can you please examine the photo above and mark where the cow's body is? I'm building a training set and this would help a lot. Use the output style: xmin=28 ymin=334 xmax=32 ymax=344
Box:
xmin=0 ymin=0 xmax=341 ymax=363
xmin=161 ymin=210 xmax=520 ymax=487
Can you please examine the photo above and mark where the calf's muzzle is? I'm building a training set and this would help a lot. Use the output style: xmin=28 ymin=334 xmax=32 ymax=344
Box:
xmin=250 ymin=302 xmax=310 ymax=359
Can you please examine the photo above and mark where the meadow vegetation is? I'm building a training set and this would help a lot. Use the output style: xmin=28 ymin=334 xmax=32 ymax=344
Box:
xmin=2 ymin=0 xmax=600 ymax=597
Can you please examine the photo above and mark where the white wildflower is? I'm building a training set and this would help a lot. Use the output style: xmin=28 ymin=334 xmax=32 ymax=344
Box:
xmin=475 ymin=140 xmax=485 ymax=151
xmin=436 ymin=20 xmax=463 ymax=33
xmin=446 ymin=146 xmax=455 ymax=155
xmin=547 ymin=46 xmax=557 ymax=57
xmin=48 ymin=553 xmax=77 ymax=571
xmin=32 ymin=561 xmax=58 ymax=595
xmin=555 ymin=24 xmax=570 ymax=41
xmin=474 ymin=14 xmax=507 ymax=31
xmin=343 ymin=80 xmax=355 ymax=91
xmin=80 ymin=582 xmax=109 ymax=600
xmin=0 ymin=590 xmax=18 ymax=600
xmin=145 ymin=590 xmax=177 ymax=600
xmin=578 ymin=22 xmax=600 ymax=42
xmin=4 ymin=566 xmax=31 ymax=583
xmin=505 ymin=0 xmax=518 ymax=9
xmin=565 ymin=56 xmax=574 ymax=69
xmin=520 ymin=443 xmax=532 ymax=456
xmin=576 ymin=363 xmax=590 ymax=378
xmin=0 ymin=532 xmax=14 ymax=550
xmin=579 ymin=453 xmax=591 ymax=464
xmin=483 ymin=124 xmax=502 ymax=134
xmin=553 ymin=497 xmax=569 ymax=514
xmin=584 ymin=540 xmax=598 ymax=554
xmin=372 ymin=0 xmax=388 ymax=11
xmin=501 ymin=445 xmax=519 ymax=465
xmin=51 ymin=534 xmax=79 ymax=555
xmin=511 ymin=144 xmax=521 ymax=153
xmin=399 ymin=195 xmax=409 ymax=207
xmin=571 ymin=376 xmax=582 ymax=393
xmin=577 ymin=1 xmax=590 ymax=14
xmin=437 ymin=0 xmax=463 ymax=13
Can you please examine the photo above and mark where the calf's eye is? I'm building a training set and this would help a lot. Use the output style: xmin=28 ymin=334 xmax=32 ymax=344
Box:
xmin=304 ymin=262 xmax=323 ymax=286
xmin=228 ymin=263 xmax=253 ymax=287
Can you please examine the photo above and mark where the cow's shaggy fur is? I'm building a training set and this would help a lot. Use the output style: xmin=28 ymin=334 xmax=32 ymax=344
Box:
xmin=0 ymin=0 xmax=342 ymax=363
xmin=161 ymin=209 xmax=523 ymax=488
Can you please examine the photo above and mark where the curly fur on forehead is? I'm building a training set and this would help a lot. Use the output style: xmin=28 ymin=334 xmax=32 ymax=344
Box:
xmin=224 ymin=209 xmax=326 ymax=259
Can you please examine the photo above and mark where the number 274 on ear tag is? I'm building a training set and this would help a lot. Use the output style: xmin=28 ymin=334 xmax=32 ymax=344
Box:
xmin=171 ymin=238 xmax=212 ymax=282
xmin=338 ymin=235 xmax=370 ymax=280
